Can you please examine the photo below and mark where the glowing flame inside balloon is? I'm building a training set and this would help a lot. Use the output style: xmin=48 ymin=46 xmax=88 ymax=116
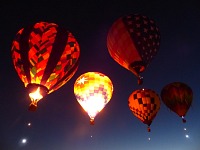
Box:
xmin=74 ymin=72 xmax=113 ymax=125
xmin=28 ymin=87 xmax=43 ymax=111
xmin=80 ymin=95 xmax=106 ymax=120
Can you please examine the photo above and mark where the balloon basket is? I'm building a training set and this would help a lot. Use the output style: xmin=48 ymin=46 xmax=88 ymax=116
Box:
xmin=28 ymin=103 xmax=37 ymax=111
xmin=90 ymin=119 xmax=95 ymax=125
xmin=138 ymin=77 xmax=143 ymax=85
xmin=182 ymin=118 xmax=186 ymax=123
xmin=147 ymin=126 xmax=151 ymax=132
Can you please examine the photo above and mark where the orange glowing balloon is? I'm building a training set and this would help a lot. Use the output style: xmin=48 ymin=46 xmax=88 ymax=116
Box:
xmin=11 ymin=22 xmax=80 ymax=111
xmin=74 ymin=72 xmax=113 ymax=124
xmin=128 ymin=88 xmax=160 ymax=132
xmin=107 ymin=14 xmax=160 ymax=84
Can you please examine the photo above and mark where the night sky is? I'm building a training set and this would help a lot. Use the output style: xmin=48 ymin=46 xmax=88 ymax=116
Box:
xmin=1 ymin=0 xmax=200 ymax=150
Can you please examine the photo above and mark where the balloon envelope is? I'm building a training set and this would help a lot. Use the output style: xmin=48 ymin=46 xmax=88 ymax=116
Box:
xmin=161 ymin=82 xmax=193 ymax=122
xmin=74 ymin=72 xmax=113 ymax=124
xmin=128 ymin=88 xmax=160 ymax=131
xmin=11 ymin=22 xmax=80 ymax=110
xmin=107 ymin=14 xmax=160 ymax=84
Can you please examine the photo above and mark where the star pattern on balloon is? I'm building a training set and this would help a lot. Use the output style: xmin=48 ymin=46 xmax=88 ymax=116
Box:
xmin=125 ymin=15 xmax=160 ymax=64
xmin=74 ymin=72 xmax=113 ymax=124
xmin=107 ymin=14 xmax=161 ymax=84
xmin=77 ymin=77 xmax=87 ymax=84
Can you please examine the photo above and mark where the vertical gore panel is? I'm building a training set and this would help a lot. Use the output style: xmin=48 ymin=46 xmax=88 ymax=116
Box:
xmin=41 ymin=27 xmax=69 ymax=85
xmin=19 ymin=25 xmax=34 ymax=84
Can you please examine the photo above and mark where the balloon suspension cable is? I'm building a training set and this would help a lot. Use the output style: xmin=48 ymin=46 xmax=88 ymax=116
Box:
xmin=182 ymin=116 xmax=186 ymax=123
xmin=147 ymin=126 xmax=151 ymax=132
xmin=90 ymin=118 xmax=95 ymax=125
xmin=138 ymin=76 xmax=143 ymax=85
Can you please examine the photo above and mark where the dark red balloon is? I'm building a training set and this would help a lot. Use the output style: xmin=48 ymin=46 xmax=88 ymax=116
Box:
xmin=161 ymin=82 xmax=193 ymax=122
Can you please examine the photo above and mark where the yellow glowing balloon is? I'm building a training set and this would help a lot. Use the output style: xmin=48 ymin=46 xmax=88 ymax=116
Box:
xmin=74 ymin=72 xmax=113 ymax=124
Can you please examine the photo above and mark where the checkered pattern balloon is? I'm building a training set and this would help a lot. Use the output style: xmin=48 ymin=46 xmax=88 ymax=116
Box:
xmin=107 ymin=14 xmax=160 ymax=83
xmin=128 ymin=89 xmax=160 ymax=129
xmin=74 ymin=72 xmax=113 ymax=124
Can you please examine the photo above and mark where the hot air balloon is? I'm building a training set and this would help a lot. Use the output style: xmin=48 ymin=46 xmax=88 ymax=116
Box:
xmin=128 ymin=88 xmax=160 ymax=132
xmin=74 ymin=72 xmax=113 ymax=125
xmin=161 ymin=82 xmax=193 ymax=123
xmin=11 ymin=22 xmax=80 ymax=111
xmin=107 ymin=14 xmax=160 ymax=84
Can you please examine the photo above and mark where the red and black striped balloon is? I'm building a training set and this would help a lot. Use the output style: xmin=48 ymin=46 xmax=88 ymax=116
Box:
xmin=11 ymin=22 xmax=80 ymax=109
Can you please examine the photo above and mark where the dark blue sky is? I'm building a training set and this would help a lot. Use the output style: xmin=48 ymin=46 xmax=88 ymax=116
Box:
xmin=0 ymin=0 xmax=200 ymax=150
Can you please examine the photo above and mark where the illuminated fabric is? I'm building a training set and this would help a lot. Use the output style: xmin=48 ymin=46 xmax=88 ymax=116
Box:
xmin=107 ymin=14 xmax=160 ymax=79
xmin=11 ymin=22 xmax=80 ymax=94
xmin=161 ymin=82 xmax=193 ymax=117
xmin=74 ymin=72 xmax=113 ymax=121
xmin=128 ymin=89 xmax=160 ymax=126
